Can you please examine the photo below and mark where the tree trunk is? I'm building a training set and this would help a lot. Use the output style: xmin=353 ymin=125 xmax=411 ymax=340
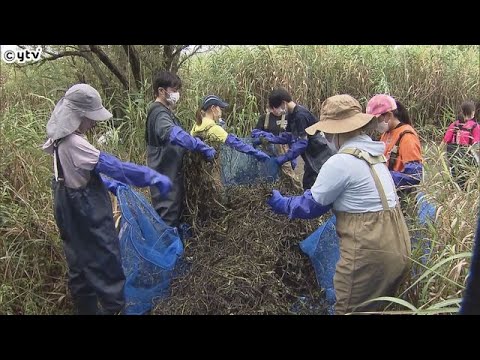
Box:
xmin=123 ymin=45 xmax=143 ymax=91
xmin=78 ymin=45 xmax=123 ymax=119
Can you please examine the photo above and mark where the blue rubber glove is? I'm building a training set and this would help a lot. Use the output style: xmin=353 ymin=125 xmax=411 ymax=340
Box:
xmin=274 ymin=138 xmax=308 ymax=165
xmin=169 ymin=126 xmax=216 ymax=161
xmin=94 ymin=152 xmax=172 ymax=197
xmin=225 ymin=134 xmax=270 ymax=162
xmin=279 ymin=132 xmax=295 ymax=144
xmin=267 ymin=190 xmax=290 ymax=214
xmin=100 ymin=175 xmax=126 ymax=195
xmin=391 ymin=162 xmax=423 ymax=188
xmin=267 ymin=189 xmax=332 ymax=219
xmin=251 ymin=129 xmax=291 ymax=145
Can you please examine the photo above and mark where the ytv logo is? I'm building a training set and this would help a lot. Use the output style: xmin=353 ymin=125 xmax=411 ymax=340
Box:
xmin=2 ymin=47 xmax=42 ymax=64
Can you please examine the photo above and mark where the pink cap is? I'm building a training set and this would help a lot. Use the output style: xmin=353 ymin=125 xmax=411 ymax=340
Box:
xmin=366 ymin=94 xmax=397 ymax=116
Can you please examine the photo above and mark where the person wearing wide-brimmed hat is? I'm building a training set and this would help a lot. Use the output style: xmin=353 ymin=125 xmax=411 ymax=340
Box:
xmin=267 ymin=94 xmax=411 ymax=315
xmin=43 ymin=83 xmax=173 ymax=315
xmin=190 ymin=95 xmax=270 ymax=161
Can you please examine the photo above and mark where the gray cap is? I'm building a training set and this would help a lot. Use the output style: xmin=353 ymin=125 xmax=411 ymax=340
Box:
xmin=46 ymin=83 xmax=113 ymax=140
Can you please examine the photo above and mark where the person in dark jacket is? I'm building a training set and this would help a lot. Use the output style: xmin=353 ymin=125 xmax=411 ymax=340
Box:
xmin=260 ymin=88 xmax=335 ymax=190
xmin=145 ymin=71 xmax=216 ymax=231
xmin=43 ymin=83 xmax=172 ymax=315
xmin=251 ymin=104 xmax=301 ymax=189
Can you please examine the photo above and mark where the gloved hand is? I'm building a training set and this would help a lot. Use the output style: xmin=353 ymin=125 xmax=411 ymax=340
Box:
xmin=267 ymin=189 xmax=332 ymax=219
xmin=251 ymin=129 xmax=268 ymax=138
xmin=202 ymin=147 xmax=217 ymax=161
xmin=251 ymin=129 xmax=292 ymax=145
xmin=279 ymin=132 xmax=294 ymax=144
xmin=170 ymin=126 xmax=216 ymax=160
xmin=274 ymin=138 xmax=308 ymax=165
xmin=252 ymin=136 xmax=271 ymax=148
xmin=267 ymin=190 xmax=290 ymax=215
xmin=152 ymin=174 xmax=173 ymax=197
xmin=94 ymin=152 xmax=172 ymax=197
xmin=390 ymin=162 xmax=423 ymax=188
xmin=225 ymin=134 xmax=270 ymax=162
xmin=100 ymin=175 xmax=125 ymax=195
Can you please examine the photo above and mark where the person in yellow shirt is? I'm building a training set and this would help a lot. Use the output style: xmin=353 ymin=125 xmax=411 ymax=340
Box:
xmin=191 ymin=95 xmax=271 ymax=161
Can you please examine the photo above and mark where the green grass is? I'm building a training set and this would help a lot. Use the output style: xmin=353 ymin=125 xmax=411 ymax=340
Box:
xmin=1 ymin=45 xmax=479 ymax=314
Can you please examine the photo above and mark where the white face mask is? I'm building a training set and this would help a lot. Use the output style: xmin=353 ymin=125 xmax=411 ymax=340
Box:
xmin=376 ymin=119 xmax=389 ymax=134
xmin=167 ymin=91 xmax=180 ymax=105
xmin=276 ymin=106 xmax=287 ymax=115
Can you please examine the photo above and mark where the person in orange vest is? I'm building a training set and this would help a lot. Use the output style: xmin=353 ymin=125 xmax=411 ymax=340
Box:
xmin=366 ymin=94 xmax=423 ymax=195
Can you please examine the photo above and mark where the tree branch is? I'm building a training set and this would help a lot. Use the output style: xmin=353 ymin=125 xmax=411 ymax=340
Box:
xmin=89 ymin=45 xmax=129 ymax=90
xmin=172 ymin=45 xmax=190 ymax=58
xmin=175 ymin=45 xmax=204 ymax=71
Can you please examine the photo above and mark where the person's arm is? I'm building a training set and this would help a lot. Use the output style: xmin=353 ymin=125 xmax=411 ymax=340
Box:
xmin=310 ymin=155 xmax=348 ymax=205
xmin=274 ymin=138 xmax=308 ymax=165
xmin=169 ymin=126 xmax=216 ymax=160
xmin=472 ymin=123 xmax=480 ymax=145
xmin=94 ymin=152 xmax=172 ymax=197
xmin=471 ymin=124 xmax=480 ymax=165
xmin=152 ymin=111 xmax=216 ymax=160
xmin=100 ymin=175 xmax=125 ymax=195
xmin=267 ymin=189 xmax=332 ymax=219
xmin=225 ymin=134 xmax=270 ymax=161
xmin=391 ymin=162 xmax=423 ymax=187
xmin=294 ymin=112 xmax=311 ymax=138
xmin=67 ymin=135 xmax=172 ymax=196
xmin=443 ymin=122 xmax=457 ymax=143
xmin=251 ymin=129 xmax=292 ymax=144
xmin=267 ymin=155 xmax=347 ymax=219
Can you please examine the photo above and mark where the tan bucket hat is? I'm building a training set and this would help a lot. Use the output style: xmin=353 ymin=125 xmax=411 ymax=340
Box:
xmin=305 ymin=94 xmax=375 ymax=135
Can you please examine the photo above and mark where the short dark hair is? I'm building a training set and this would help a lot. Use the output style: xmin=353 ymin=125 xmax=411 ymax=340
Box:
xmin=152 ymin=71 xmax=182 ymax=97
xmin=461 ymin=101 xmax=475 ymax=115
xmin=268 ymin=88 xmax=292 ymax=108
xmin=392 ymin=100 xmax=411 ymax=125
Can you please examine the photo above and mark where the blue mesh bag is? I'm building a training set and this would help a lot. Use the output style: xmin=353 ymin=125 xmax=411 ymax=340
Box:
xmin=411 ymin=192 xmax=437 ymax=271
xmin=299 ymin=215 xmax=340 ymax=315
xmin=219 ymin=138 xmax=280 ymax=186
xmin=115 ymin=184 xmax=184 ymax=315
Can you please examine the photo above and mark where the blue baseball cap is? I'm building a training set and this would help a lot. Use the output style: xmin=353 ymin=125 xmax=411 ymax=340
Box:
xmin=201 ymin=95 xmax=229 ymax=110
